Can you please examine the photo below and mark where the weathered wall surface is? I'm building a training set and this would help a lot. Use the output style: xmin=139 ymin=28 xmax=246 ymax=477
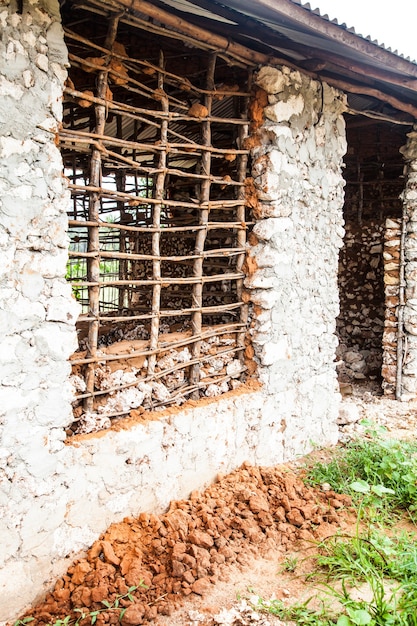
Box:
xmin=337 ymin=221 xmax=384 ymax=381
xmin=400 ymin=130 xmax=417 ymax=400
xmin=246 ymin=66 xmax=346 ymax=438
xmin=0 ymin=0 xmax=79 ymax=620
xmin=0 ymin=15 xmax=346 ymax=624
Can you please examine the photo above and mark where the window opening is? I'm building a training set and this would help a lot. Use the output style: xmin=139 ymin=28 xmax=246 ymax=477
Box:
xmin=61 ymin=7 xmax=253 ymax=434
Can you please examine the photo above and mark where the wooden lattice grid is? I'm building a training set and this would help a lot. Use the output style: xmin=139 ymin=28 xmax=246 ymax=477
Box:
xmin=60 ymin=5 xmax=254 ymax=432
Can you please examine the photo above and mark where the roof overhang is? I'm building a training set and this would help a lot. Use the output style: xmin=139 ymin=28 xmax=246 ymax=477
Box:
xmin=66 ymin=0 xmax=417 ymax=121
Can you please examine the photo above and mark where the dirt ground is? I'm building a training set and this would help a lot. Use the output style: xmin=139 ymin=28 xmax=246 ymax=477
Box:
xmin=16 ymin=462 xmax=354 ymax=626
xmin=14 ymin=383 xmax=417 ymax=626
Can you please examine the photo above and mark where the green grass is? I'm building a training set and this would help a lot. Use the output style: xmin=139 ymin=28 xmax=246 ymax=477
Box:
xmin=305 ymin=432 xmax=417 ymax=520
xmin=253 ymin=432 xmax=417 ymax=625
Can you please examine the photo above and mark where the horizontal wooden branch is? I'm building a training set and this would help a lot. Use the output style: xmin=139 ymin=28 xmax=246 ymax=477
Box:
xmin=71 ymin=322 xmax=245 ymax=365
xmin=68 ymin=219 xmax=250 ymax=233
xmin=68 ymin=247 xmax=245 ymax=262
xmin=60 ymin=127 xmax=250 ymax=156
xmin=322 ymin=75 xmax=417 ymax=119
xmin=73 ymin=344 xmax=244 ymax=401
xmin=77 ymin=301 xmax=244 ymax=324
xmin=70 ymin=270 xmax=244 ymax=288
xmin=64 ymin=27 xmax=250 ymax=98
xmin=67 ymin=183 xmax=247 ymax=210
xmin=64 ymin=86 xmax=248 ymax=125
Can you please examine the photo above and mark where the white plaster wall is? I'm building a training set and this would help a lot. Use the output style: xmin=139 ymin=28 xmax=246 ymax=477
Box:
xmin=399 ymin=129 xmax=417 ymax=399
xmin=0 ymin=0 xmax=79 ymax=621
xmin=0 ymin=14 xmax=347 ymax=624
xmin=247 ymin=65 xmax=347 ymax=439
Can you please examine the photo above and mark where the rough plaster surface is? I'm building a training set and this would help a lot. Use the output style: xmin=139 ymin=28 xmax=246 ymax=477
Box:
xmin=248 ymin=66 xmax=346 ymax=411
xmin=0 ymin=0 xmax=78 ymax=621
xmin=399 ymin=130 xmax=417 ymax=399
xmin=0 ymin=16 xmax=346 ymax=624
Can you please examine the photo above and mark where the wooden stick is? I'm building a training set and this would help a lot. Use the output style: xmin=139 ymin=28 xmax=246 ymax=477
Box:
xmin=84 ymin=14 xmax=120 ymax=412
xmin=64 ymin=28 xmax=251 ymax=98
xmin=71 ymin=323 xmax=245 ymax=365
xmin=189 ymin=54 xmax=217 ymax=394
xmin=111 ymin=0 xmax=290 ymax=68
xmin=321 ymin=76 xmax=417 ymax=119
xmin=73 ymin=344 xmax=243 ymax=400
xmin=69 ymin=140 xmax=244 ymax=186
xmin=77 ymin=301 xmax=244 ymax=324
xmin=236 ymin=70 xmax=252 ymax=360
xmin=70 ymin=271 xmax=244 ymax=288
xmin=68 ymin=248 xmax=246 ymax=262
xmin=147 ymin=54 xmax=168 ymax=379
xmin=68 ymin=52 xmax=189 ymax=110
xmin=64 ymin=86 xmax=248 ymax=125
xmin=67 ymin=183 xmax=245 ymax=209
xmin=60 ymin=128 xmax=250 ymax=156
xmin=68 ymin=219 xmax=250 ymax=233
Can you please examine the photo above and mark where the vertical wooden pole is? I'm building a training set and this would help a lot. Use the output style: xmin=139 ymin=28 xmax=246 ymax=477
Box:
xmin=147 ymin=52 xmax=168 ymax=378
xmin=235 ymin=70 xmax=251 ymax=360
xmin=84 ymin=14 xmax=120 ymax=412
xmin=189 ymin=53 xmax=217 ymax=394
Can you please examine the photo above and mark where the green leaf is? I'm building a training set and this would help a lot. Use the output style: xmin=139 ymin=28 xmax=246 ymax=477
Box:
xmin=371 ymin=484 xmax=395 ymax=497
xmin=119 ymin=609 xmax=127 ymax=622
xmin=347 ymin=608 xmax=372 ymax=625
xmin=90 ymin=611 xmax=99 ymax=625
xmin=127 ymin=586 xmax=137 ymax=593
xmin=337 ymin=616 xmax=352 ymax=626
xmin=349 ymin=480 xmax=370 ymax=494
xmin=101 ymin=601 xmax=111 ymax=609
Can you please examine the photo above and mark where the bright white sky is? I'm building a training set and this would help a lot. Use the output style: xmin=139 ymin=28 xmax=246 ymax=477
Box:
xmin=311 ymin=0 xmax=417 ymax=61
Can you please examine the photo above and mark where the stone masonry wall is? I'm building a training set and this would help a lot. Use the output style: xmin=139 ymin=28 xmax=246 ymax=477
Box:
xmin=400 ymin=129 xmax=417 ymax=400
xmin=246 ymin=66 xmax=346 ymax=426
xmin=0 ymin=0 xmax=80 ymax=619
xmin=0 ymin=20 xmax=346 ymax=625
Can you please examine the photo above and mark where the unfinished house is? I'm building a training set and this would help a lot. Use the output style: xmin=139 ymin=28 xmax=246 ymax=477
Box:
xmin=1 ymin=0 xmax=417 ymax=620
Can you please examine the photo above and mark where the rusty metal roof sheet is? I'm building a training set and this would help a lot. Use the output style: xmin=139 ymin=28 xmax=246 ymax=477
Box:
xmin=291 ymin=0 xmax=415 ymax=62
xmin=149 ymin=0 xmax=417 ymax=119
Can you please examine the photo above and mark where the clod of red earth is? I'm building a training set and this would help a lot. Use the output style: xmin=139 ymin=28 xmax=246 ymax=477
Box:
xmin=13 ymin=463 xmax=353 ymax=626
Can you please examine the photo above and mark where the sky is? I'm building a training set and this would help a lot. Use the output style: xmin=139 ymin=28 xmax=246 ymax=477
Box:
xmin=310 ymin=0 xmax=417 ymax=61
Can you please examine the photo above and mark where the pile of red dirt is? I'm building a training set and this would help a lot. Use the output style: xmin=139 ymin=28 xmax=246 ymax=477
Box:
xmin=15 ymin=463 xmax=351 ymax=626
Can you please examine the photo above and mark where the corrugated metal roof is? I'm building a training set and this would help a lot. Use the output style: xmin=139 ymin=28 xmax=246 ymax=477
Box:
xmin=75 ymin=0 xmax=417 ymax=118
xmin=149 ymin=0 xmax=417 ymax=119
xmin=290 ymin=0 xmax=416 ymax=63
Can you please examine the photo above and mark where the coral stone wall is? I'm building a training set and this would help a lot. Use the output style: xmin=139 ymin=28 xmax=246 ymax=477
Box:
xmin=0 ymin=15 xmax=346 ymax=623
xmin=0 ymin=0 xmax=79 ymax=619
xmin=400 ymin=130 xmax=417 ymax=400
xmin=246 ymin=66 xmax=347 ymax=448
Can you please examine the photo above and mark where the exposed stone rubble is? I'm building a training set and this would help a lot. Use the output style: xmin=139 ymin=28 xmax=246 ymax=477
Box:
xmin=337 ymin=381 xmax=417 ymax=441
xmin=337 ymin=221 xmax=384 ymax=382
xmin=14 ymin=463 xmax=351 ymax=626
xmin=70 ymin=327 xmax=244 ymax=434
